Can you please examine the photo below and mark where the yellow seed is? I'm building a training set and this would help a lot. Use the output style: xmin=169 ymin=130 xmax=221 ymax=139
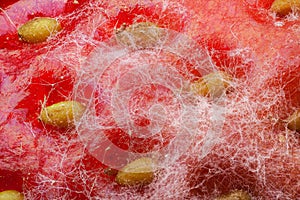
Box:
xmin=116 ymin=157 xmax=156 ymax=186
xmin=115 ymin=22 xmax=164 ymax=49
xmin=286 ymin=110 xmax=300 ymax=132
xmin=190 ymin=71 xmax=232 ymax=98
xmin=270 ymin=0 xmax=300 ymax=16
xmin=215 ymin=190 xmax=251 ymax=200
xmin=39 ymin=100 xmax=86 ymax=128
xmin=18 ymin=17 xmax=62 ymax=43
xmin=0 ymin=190 xmax=24 ymax=200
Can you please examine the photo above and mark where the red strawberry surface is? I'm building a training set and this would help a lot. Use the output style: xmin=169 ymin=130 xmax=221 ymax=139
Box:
xmin=0 ymin=0 xmax=299 ymax=199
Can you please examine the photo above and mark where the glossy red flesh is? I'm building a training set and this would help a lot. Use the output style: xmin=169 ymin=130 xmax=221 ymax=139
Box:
xmin=0 ymin=0 xmax=299 ymax=199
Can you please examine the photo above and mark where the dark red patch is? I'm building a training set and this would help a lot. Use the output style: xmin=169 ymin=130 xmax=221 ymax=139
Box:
xmin=0 ymin=170 xmax=24 ymax=192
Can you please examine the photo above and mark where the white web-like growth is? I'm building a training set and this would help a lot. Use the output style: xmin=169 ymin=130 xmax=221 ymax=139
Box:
xmin=73 ymin=27 xmax=215 ymax=168
xmin=0 ymin=0 xmax=299 ymax=200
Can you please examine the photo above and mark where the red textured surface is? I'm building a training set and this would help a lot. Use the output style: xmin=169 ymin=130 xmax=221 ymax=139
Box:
xmin=0 ymin=0 xmax=299 ymax=199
